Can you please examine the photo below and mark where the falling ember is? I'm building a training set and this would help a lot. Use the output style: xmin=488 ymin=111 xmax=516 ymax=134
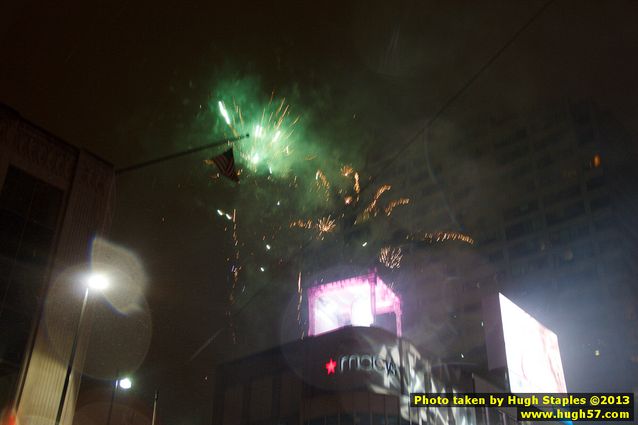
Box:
xmin=315 ymin=169 xmax=330 ymax=189
xmin=290 ymin=219 xmax=313 ymax=229
xmin=218 ymin=101 xmax=231 ymax=125
xmin=341 ymin=165 xmax=354 ymax=177
xmin=358 ymin=208 xmax=371 ymax=223
xmin=366 ymin=185 xmax=392 ymax=214
xmin=357 ymin=184 xmax=392 ymax=223
xmin=354 ymin=172 xmax=360 ymax=199
xmin=228 ymin=208 xmax=240 ymax=344
xmin=379 ymin=246 xmax=402 ymax=269
xmin=373 ymin=185 xmax=392 ymax=201
xmin=315 ymin=169 xmax=331 ymax=201
xmin=415 ymin=231 xmax=475 ymax=245
xmin=316 ymin=216 xmax=336 ymax=238
xmin=384 ymin=198 xmax=410 ymax=216
xmin=344 ymin=196 xmax=353 ymax=205
xmin=297 ymin=272 xmax=303 ymax=327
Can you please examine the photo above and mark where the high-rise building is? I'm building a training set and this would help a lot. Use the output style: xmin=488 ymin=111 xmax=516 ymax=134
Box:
xmin=0 ymin=104 xmax=115 ymax=424
xmin=359 ymin=100 xmax=638 ymax=393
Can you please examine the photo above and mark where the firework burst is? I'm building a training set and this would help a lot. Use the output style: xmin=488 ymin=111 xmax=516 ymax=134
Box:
xmin=379 ymin=246 xmax=403 ymax=269
xmin=214 ymin=91 xmax=301 ymax=176
xmin=316 ymin=216 xmax=336 ymax=238
xmin=290 ymin=216 xmax=336 ymax=240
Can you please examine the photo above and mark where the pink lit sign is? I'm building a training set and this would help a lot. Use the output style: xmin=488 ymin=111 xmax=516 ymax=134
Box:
xmin=307 ymin=272 xmax=402 ymax=336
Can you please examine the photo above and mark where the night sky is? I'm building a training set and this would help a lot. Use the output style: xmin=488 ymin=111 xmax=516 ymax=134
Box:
xmin=2 ymin=1 xmax=638 ymax=424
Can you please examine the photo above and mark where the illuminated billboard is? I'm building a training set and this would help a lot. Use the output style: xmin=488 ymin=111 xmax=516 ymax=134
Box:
xmin=484 ymin=293 xmax=567 ymax=393
xmin=307 ymin=272 xmax=402 ymax=336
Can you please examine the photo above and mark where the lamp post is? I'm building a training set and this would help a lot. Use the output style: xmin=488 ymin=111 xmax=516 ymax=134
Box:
xmin=54 ymin=272 xmax=109 ymax=425
xmin=106 ymin=375 xmax=132 ymax=425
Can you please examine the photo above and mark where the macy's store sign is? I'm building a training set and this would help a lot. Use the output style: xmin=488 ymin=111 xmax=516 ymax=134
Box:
xmin=325 ymin=354 xmax=399 ymax=377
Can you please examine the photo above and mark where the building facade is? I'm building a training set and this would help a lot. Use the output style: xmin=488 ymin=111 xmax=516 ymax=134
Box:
xmin=361 ymin=100 xmax=638 ymax=393
xmin=0 ymin=104 xmax=115 ymax=424
xmin=213 ymin=326 xmax=517 ymax=425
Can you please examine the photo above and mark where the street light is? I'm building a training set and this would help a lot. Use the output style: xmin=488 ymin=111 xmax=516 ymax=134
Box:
xmin=106 ymin=375 xmax=132 ymax=425
xmin=54 ymin=272 xmax=109 ymax=425
xmin=118 ymin=377 xmax=132 ymax=390
xmin=87 ymin=273 xmax=109 ymax=291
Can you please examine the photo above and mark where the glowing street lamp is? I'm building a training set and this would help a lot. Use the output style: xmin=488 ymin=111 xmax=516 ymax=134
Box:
xmin=87 ymin=273 xmax=109 ymax=291
xmin=107 ymin=375 xmax=133 ymax=425
xmin=118 ymin=377 xmax=132 ymax=390
xmin=54 ymin=272 xmax=109 ymax=425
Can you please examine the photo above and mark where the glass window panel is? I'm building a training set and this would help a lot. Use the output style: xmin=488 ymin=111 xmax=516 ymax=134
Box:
xmin=340 ymin=414 xmax=354 ymax=425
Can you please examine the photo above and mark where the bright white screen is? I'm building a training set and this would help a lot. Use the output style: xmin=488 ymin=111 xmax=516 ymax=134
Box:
xmin=499 ymin=294 xmax=567 ymax=393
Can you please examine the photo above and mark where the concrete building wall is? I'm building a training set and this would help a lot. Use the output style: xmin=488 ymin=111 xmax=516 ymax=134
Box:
xmin=0 ymin=105 xmax=114 ymax=425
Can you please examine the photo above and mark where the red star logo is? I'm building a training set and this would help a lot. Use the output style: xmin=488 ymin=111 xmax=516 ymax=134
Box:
xmin=325 ymin=358 xmax=337 ymax=375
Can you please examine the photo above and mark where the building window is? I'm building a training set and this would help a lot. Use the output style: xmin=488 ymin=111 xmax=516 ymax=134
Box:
xmin=505 ymin=217 xmax=542 ymax=240
xmin=577 ymin=127 xmax=595 ymax=146
xmin=488 ymin=250 xmax=504 ymax=263
xmin=0 ymin=166 xmax=63 ymax=372
xmin=249 ymin=376 xmax=272 ymax=422
xmin=497 ymin=144 xmax=530 ymax=165
xmin=543 ymin=184 xmax=580 ymax=207
xmin=586 ymin=175 xmax=605 ymax=191
xmin=354 ymin=412 xmax=370 ymax=425
xmin=571 ymin=101 xmax=592 ymax=125
xmin=372 ymin=414 xmax=385 ymax=425
xmin=495 ymin=128 xmax=527 ymax=149
xmin=340 ymin=414 xmax=354 ymax=425
xmin=503 ymin=200 xmax=538 ymax=222
xmin=556 ymin=243 xmax=595 ymax=267
xmin=223 ymin=386 xmax=243 ymax=425
xmin=598 ymin=238 xmax=618 ymax=254
xmin=589 ymin=195 xmax=611 ymax=211
xmin=562 ymin=268 xmax=597 ymax=287
xmin=546 ymin=201 xmax=585 ymax=226
xmin=509 ymin=239 xmax=541 ymax=260
xmin=534 ymin=129 xmax=566 ymax=151
xmin=326 ymin=416 xmax=338 ymax=425
xmin=593 ymin=215 xmax=613 ymax=231
xmin=501 ymin=163 xmax=532 ymax=180
xmin=549 ymin=223 xmax=589 ymax=245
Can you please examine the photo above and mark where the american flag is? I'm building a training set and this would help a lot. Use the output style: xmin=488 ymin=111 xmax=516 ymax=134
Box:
xmin=211 ymin=148 xmax=239 ymax=182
